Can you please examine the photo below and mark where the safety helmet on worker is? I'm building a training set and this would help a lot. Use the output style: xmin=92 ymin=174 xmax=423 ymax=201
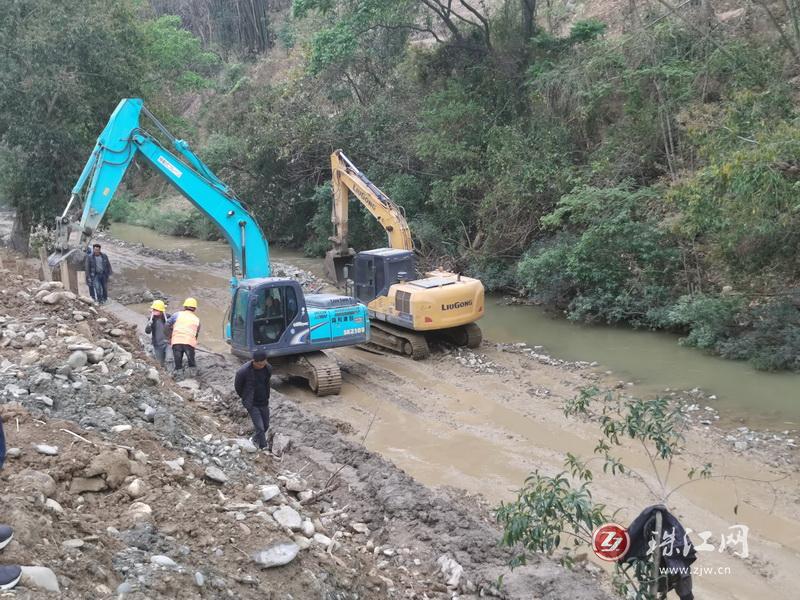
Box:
xmin=183 ymin=297 xmax=198 ymax=309
xmin=150 ymin=300 xmax=167 ymax=312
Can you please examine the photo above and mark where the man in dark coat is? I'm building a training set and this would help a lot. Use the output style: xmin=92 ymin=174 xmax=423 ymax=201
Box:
xmin=85 ymin=243 xmax=113 ymax=303
xmin=234 ymin=350 xmax=272 ymax=450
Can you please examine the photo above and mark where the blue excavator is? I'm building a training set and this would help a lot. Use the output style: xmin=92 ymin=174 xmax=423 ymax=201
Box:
xmin=49 ymin=98 xmax=368 ymax=395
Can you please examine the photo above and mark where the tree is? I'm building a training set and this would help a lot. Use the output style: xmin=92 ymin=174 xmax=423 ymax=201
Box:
xmin=150 ymin=0 xmax=280 ymax=57
xmin=0 ymin=0 xmax=216 ymax=252
xmin=0 ymin=0 xmax=147 ymax=252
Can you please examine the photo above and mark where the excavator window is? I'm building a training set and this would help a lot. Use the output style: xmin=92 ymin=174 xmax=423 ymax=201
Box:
xmin=252 ymin=285 xmax=300 ymax=346
xmin=231 ymin=289 xmax=249 ymax=347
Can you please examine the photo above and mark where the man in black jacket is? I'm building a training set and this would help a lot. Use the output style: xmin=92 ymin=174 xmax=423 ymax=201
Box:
xmin=85 ymin=243 xmax=113 ymax=303
xmin=234 ymin=350 xmax=272 ymax=450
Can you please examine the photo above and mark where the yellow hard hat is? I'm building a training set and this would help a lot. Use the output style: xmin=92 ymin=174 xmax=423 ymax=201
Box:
xmin=183 ymin=297 xmax=198 ymax=309
xmin=150 ymin=300 xmax=166 ymax=312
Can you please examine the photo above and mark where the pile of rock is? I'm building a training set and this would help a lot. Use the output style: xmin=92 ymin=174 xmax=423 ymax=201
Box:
xmin=445 ymin=347 xmax=503 ymax=374
xmin=498 ymin=341 xmax=597 ymax=371
xmin=115 ymin=289 xmax=167 ymax=306
xmin=272 ymin=261 xmax=324 ymax=291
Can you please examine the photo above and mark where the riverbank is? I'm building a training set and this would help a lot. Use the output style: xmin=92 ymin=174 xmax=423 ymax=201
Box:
xmin=91 ymin=230 xmax=800 ymax=600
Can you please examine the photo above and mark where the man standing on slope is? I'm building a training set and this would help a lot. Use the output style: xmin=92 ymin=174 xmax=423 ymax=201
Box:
xmin=234 ymin=350 xmax=272 ymax=451
xmin=167 ymin=297 xmax=200 ymax=374
xmin=0 ymin=415 xmax=23 ymax=590
xmin=85 ymin=243 xmax=113 ymax=303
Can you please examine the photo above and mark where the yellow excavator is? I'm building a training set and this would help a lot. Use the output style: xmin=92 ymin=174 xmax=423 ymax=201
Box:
xmin=325 ymin=150 xmax=484 ymax=359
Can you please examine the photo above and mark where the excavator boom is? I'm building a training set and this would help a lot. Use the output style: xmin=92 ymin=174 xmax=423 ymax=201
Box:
xmin=49 ymin=99 xmax=369 ymax=393
xmin=51 ymin=99 xmax=269 ymax=291
xmin=326 ymin=150 xmax=412 ymax=282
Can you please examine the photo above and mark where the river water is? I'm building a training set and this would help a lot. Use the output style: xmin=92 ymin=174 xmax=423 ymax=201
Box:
xmin=109 ymin=223 xmax=800 ymax=427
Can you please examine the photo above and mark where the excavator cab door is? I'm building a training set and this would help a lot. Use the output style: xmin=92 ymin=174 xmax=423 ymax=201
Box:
xmin=229 ymin=280 xmax=312 ymax=358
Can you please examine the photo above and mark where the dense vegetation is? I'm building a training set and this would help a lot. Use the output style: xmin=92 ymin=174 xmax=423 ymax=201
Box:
xmin=2 ymin=0 xmax=799 ymax=370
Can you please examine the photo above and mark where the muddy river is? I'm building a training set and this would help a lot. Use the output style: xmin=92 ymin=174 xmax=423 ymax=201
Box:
xmin=110 ymin=222 xmax=799 ymax=428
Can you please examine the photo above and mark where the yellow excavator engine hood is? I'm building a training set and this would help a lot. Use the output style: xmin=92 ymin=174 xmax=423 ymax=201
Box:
xmin=373 ymin=271 xmax=484 ymax=331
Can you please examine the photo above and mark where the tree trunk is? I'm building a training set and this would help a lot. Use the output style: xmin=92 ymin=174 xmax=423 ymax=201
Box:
xmin=522 ymin=0 xmax=537 ymax=39
xmin=10 ymin=207 xmax=32 ymax=255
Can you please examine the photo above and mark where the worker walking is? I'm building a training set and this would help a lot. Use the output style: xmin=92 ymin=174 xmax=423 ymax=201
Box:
xmin=234 ymin=350 xmax=272 ymax=451
xmin=167 ymin=298 xmax=200 ymax=373
xmin=145 ymin=300 xmax=170 ymax=366
xmin=85 ymin=243 xmax=113 ymax=303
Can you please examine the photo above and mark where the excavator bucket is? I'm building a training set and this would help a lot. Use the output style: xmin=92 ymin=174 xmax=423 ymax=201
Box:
xmin=324 ymin=249 xmax=355 ymax=285
xmin=47 ymin=248 xmax=85 ymax=270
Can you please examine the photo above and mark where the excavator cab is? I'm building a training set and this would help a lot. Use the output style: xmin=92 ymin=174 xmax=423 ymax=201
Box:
xmin=352 ymin=248 xmax=415 ymax=304
xmin=230 ymin=279 xmax=308 ymax=357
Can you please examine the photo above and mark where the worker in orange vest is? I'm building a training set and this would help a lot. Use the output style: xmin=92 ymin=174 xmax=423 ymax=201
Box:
xmin=166 ymin=297 xmax=201 ymax=373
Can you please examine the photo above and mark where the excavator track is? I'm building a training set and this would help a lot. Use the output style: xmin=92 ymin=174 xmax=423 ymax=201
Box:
xmin=367 ymin=320 xmax=430 ymax=360
xmin=283 ymin=351 xmax=342 ymax=396
xmin=436 ymin=322 xmax=483 ymax=349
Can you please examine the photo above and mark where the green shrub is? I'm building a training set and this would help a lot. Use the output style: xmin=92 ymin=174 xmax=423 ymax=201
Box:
xmin=518 ymin=184 xmax=680 ymax=326
xmin=664 ymin=294 xmax=743 ymax=350
xmin=719 ymin=297 xmax=800 ymax=371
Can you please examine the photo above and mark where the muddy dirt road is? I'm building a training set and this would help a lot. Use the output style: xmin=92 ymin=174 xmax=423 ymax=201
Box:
xmin=101 ymin=232 xmax=800 ymax=600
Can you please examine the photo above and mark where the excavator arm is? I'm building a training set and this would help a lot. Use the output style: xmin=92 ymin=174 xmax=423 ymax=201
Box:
xmin=326 ymin=150 xmax=412 ymax=282
xmin=52 ymin=98 xmax=270 ymax=290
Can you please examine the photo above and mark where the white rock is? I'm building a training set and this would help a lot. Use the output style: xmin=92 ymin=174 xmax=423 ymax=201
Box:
xmin=45 ymin=498 xmax=65 ymax=514
xmin=33 ymin=444 xmax=59 ymax=456
xmin=351 ymin=522 xmax=370 ymax=535
xmin=301 ymin=520 xmax=315 ymax=537
xmin=164 ymin=459 xmax=184 ymax=474
xmin=128 ymin=502 xmax=153 ymax=522
xmin=234 ymin=438 xmax=258 ymax=453
xmin=260 ymin=484 xmax=281 ymax=502
xmin=146 ymin=368 xmax=160 ymax=385
xmin=111 ymin=424 xmax=132 ymax=433
xmin=252 ymin=541 xmax=300 ymax=568
xmin=127 ymin=479 xmax=146 ymax=498
xmin=5 ymin=447 xmax=21 ymax=458
xmin=284 ymin=476 xmax=307 ymax=492
xmin=273 ymin=506 xmax=302 ymax=531
xmin=194 ymin=572 xmax=205 ymax=587
xmin=20 ymin=566 xmax=60 ymax=592
xmin=205 ymin=466 xmax=228 ymax=484
xmin=312 ymin=533 xmax=332 ymax=547
xmin=67 ymin=350 xmax=88 ymax=369
xmin=63 ymin=538 xmax=85 ymax=549
xmin=297 ymin=490 xmax=314 ymax=503
xmin=150 ymin=555 xmax=178 ymax=568
xmin=437 ymin=555 xmax=464 ymax=588
xmin=109 ymin=328 xmax=124 ymax=337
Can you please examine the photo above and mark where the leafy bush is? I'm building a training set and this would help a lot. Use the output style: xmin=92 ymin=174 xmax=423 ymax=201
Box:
xmin=518 ymin=184 xmax=680 ymax=326
xmin=663 ymin=294 xmax=743 ymax=350
xmin=569 ymin=19 xmax=606 ymax=43
xmin=719 ymin=297 xmax=800 ymax=371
